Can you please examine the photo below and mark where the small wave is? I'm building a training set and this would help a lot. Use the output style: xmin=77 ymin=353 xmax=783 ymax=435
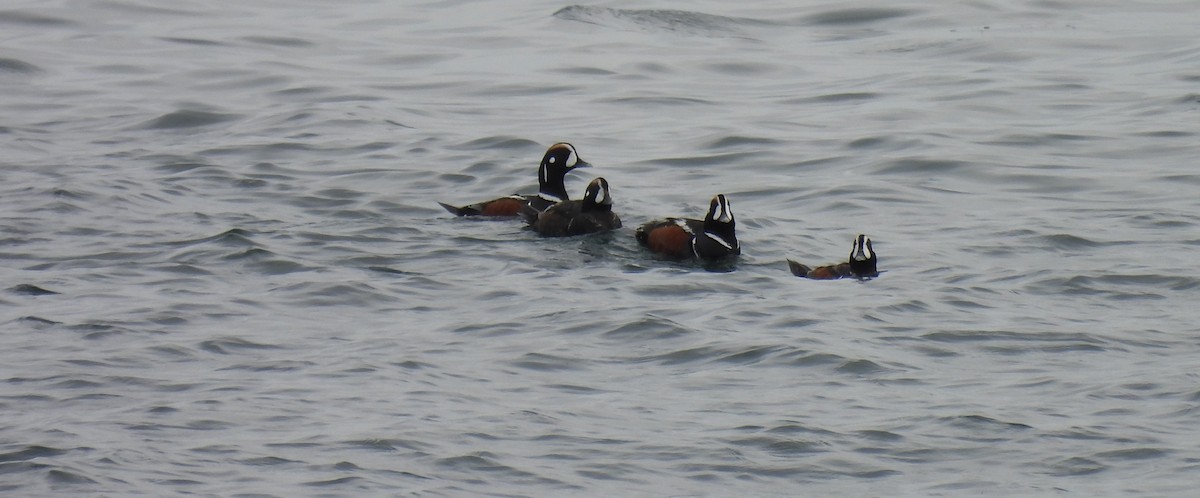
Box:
xmin=241 ymin=35 xmax=315 ymax=48
xmin=7 ymin=284 xmax=58 ymax=295
xmin=1030 ymin=274 xmax=1199 ymax=297
xmin=803 ymin=8 xmax=916 ymax=26
xmin=198 ymin=336 xmax=283 ymax=354
xmin=602 ymin=315 xmax=693 ymax=340
xmin=780 ymin=351 xmax=847 ymax=367
xmin=279 ymin=281 xmax=398 ymax=306
xmin=46 ymin=469 xmax=98 ymax=485
xmin=0 ymin=445 xmax=69 ymax=462
xmin=510 ymin=352 xmax=587 ymax=372
xmin=854 ymin=429 xmax=905 ymax=442
xmin=549 ymin=65 xmax=618 ymax=76
xmin=634 ymin=343 xmax=861 ymax=369
xmin=238 ymin=456 xmax=304 ymax=466
xmin=639 ymin=151 xmax=755 ymax=168
xmin=169 ymin=228 xmax=259 ymax=249
xmin=702 ymin=61 xmax=781 ymax=76
xmin=1038 ymin=233 xmax=1104 ymax=250
xmin=468 ymin=83 xmax=581 ymax=97
xmin=435 ymin=452 xmax=531 ymax=475
xmin=835 ymin=359 xmax=893 ymax=375
xmin=303 ymin=476 xmax=364 ymax=487
xmin=942 ymin=414 xmax=1033 ymax=432
xmin=553 ymin=5 xmax=774 ymax=37
xmin=1176 ymin=93 xmax=1200 ymax=105
xmin=546 ymin=383 xmax=608 ymax=394
xmin=726 ymin=435 xmax=829 ymax=456
xmin=0 ymin=57 xmax=42 ymax=74
xmin=154 ymin=160 xmax=221 ymax=175
xmin=137 ymin=109 xmax=242 ymax=130
xmin=716 ymin=345 xmax=796 ymax=365
xmin=922 ymin=329 xmax=1110 ymax=355
xmin=1040 ymin=456 xmax=1106 ymax=476
xmin=873 ymin=157 xmax=970 ymax=175
xmin=984 ymin=132 xmax=1102 ymax=147
xmin=14 ymin=315 xmax=62 ymax=328
xmin=448 ymin=136 xmax=542 ymax=151
xmin=1091 ymin=447 xmax=1172 ymax=461
xmin=600 ymin=95 xmax=717 ymax=107
xmin=67 ymin=322 xmax=141 ymax=340
xmin=783 ymin=92 xmax=882 ymax=105
xmin=0 ymin=11 xmax=77 ymax=27
xmin=159 ymin=36 xmax=227 ymax=47
xmin=704 ymin=135 xmax=783 ymax=150
xmin=219 ymin=360 xmax=315 ymax=372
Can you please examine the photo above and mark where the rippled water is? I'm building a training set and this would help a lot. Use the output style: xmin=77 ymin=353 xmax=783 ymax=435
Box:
xmin=3 ymin=0 xmax=1200 ymax=496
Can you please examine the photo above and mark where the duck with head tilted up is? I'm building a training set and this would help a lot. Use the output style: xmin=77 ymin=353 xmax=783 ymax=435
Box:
xmin=531 ymin=177 xmax=621 ymax=237
xmin=635 ymin=194 xmax=740 ymax=261
xmin=438 ymin=142 xmax=590 ymax=217
xmin=788 ymin=234 xmax=879 ymax=280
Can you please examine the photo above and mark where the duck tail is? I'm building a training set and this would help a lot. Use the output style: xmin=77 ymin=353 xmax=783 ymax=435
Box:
xmin=786 ymin=259 xmax=812 ymax=277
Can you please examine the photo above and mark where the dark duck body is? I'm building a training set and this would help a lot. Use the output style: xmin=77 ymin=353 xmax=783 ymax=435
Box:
xmin=788 ymin=234 xmax=879 ymax=280
xmin=531 ymin=177 xmax=621 ymax=237
xmin=635 ymin=194 xmax=740 ymax=261
xmin=438 ymin=142 xmax=590 ymax=217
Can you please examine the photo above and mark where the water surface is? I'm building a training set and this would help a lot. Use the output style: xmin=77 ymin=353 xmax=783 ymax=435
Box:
xmin=3 ymin=1 xmax=1199 ymax=496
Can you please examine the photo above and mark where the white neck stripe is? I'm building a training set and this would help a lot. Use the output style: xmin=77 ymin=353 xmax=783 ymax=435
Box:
xmin=703 ymin=231 xmax=735 ymax=250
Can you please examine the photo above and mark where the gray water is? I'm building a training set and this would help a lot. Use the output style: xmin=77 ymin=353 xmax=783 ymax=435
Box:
xmin=3 ymin=0 xmax=1199 ymax=496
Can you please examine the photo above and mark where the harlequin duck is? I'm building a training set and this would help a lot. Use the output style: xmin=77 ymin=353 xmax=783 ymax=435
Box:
xmin=635 ymin=194 xmax=740 ymax=260
xmin=438 ymin=142 xmax=590 ymax=217
xmin=787 ymin=234 xmax=879 ymax=280
xmin=531 ymin=177 xmax=622 ymax=237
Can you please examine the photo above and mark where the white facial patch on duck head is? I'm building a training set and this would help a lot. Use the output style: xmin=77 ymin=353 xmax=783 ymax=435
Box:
xmin=565 ymin=147 xmax=579 ymax=168
xmin=710 ymin=195 xmax=734 ymax=224
xmin=851 ymin=235 xmax=874 ymax=262
xmin=597 ymin=179 xmax=611 ymax=205
xmin=546 ymin=143 xmax=580 ymax=169
xmin=716 ymin=201 xmax=733 ymax=223
xmin=585 ymin=178 xmax=611 ymax=205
